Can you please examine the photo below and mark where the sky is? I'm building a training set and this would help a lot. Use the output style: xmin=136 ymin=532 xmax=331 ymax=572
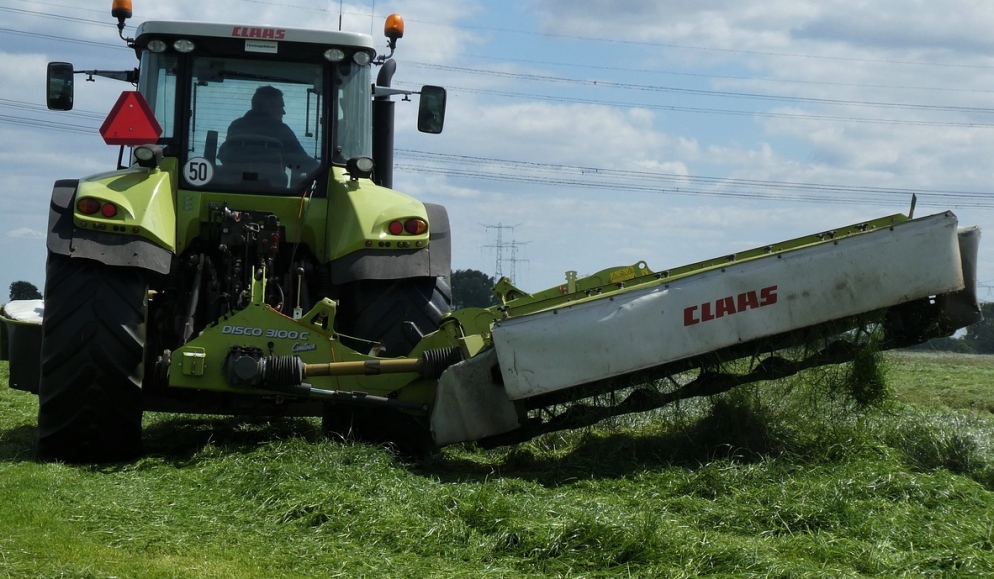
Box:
xmin=2 ymin=0 xmax=994 ymax=299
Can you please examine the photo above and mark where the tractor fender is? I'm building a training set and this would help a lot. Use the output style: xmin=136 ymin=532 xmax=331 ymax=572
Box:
xmin=330 ymin=202 xmax=451 ymax=283
xmin=47 ymin=179 xmax=172 ymax=274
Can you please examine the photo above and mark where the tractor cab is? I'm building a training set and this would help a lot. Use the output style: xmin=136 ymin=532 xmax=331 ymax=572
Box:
xmin=46 ymin=16 xmax=445 ymax=197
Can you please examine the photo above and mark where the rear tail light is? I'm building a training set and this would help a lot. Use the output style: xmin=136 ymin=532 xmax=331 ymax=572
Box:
xmin=388 ymin=219 xmax=429 ymax=236
xmin=76 ymin=198 xmax=100 ymax=215
xmin=76 ymin=198 xmax=118 ymax=218
xmin=404 ymin=218 xmax=428 ymax=235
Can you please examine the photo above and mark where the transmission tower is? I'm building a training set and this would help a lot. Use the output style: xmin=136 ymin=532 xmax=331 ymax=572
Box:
xmin=481 ymin=222 xmax=530 ymax=283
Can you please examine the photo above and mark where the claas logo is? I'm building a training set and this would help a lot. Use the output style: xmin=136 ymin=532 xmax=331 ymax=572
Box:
xmin=684 ymin=285 xmax=778 ymax=327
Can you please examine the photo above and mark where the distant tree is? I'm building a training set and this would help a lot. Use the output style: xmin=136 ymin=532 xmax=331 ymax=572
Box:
xmin=962 ymin=302 xmax=994 ymax=354
xmin=9 ymin=281 xmax=41 ymax=301
xmin=450 ymin=269 xmax=499 ymax=310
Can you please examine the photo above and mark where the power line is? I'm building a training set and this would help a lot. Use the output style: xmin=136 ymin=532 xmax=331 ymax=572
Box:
xmin=5 ymin=5 xmax=993 ymax=108
xmin=3 ymin=93 xmax=989 ymax=209
xmin=9 ymin=0 xmax=106 ymax=15
xmin=161 ymin=0 xmax=994 ymax=71
xmin=408 ymin=63 xmax=994 ymax=115
xmin=423 ymin=22 xmax=994 ymax=71
xmin=0 ymin=27 xmax=126 ymax=50
xmin=397 ymin=82 xmax=994 ymax=129
xmin=452 ymin=52 xmax=994 ymax=96
xmin=398 ymin=163 xmax=994 ymax=209
xmin=396 ymin=150 xmax=994 ymax=209
xmin=99 ymin=0 xmax=994 ymax=72
xmin=0 ymin=98 xmax=106 ymax=121
xmin=4 ymin=37 xmax=981 ymax=126
xmin=398 ymin=150 xmax=990 ymax=197
xmin=0 ymin=6 xmax=116 ymax=28
xmin=0 ymin=114 xmax=98 ymax=135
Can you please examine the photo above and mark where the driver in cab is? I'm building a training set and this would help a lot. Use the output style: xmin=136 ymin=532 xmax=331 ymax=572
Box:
xmin=225 ymin=85 xmax=320 ymax=177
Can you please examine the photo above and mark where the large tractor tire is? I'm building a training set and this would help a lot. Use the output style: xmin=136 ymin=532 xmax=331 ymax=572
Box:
xmin=337 ymin=276 xmax=452 ymax=357
xmin=37 ymin=255 xmax=147 ymax=463
xmin=325 ymin=276 xmax=451 ymax=452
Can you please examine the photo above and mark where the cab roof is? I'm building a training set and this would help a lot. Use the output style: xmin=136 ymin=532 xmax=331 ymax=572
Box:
xmin=134 ymin=21 xmax=377 ymax=51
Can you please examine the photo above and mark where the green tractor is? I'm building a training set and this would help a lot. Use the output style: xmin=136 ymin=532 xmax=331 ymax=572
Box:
xmin=32 ymin=4 xmax=453 ymax=462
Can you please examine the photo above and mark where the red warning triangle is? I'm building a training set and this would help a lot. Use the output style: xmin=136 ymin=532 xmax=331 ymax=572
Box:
xmin=99 ymin=91 xmax=163 ymax=146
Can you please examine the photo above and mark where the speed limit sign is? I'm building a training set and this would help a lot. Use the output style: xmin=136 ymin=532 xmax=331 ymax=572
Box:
xmin=183 ymin=157 xmax=215 ymax=186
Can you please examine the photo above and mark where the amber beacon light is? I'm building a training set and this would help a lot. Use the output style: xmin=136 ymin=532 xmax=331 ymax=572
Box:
xmin=384 ymin=14 xmax=404 ymax=50
xmin=111 ymin=0 xmax=133 ymax=37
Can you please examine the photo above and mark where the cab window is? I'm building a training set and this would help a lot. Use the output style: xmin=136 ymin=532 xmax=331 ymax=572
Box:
xmin=138 ymin=51 xmax=178 ymax=140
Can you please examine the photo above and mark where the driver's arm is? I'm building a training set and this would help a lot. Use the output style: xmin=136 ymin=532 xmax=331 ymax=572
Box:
xmin=276 ymin=123 xmax=319 ymax=172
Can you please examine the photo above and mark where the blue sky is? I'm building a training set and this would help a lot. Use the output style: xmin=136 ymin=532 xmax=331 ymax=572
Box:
xmin=2 ymin=0 xmax=993 ymax=298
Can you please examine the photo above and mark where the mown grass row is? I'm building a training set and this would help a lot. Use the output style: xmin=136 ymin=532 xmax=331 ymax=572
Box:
xmin=1 ymin=352 xmax=993 ymax=578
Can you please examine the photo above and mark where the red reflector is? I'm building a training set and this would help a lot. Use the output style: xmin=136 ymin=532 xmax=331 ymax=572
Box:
xmin=99 ymin=91 xmax=163 ymax=146
xmin=404 ymin=218 xmax=428 ymax=235
xmin=101 ymin=203 xmax=117 ymax=218
xmin=388 ymin=221 xmax=404 ymax=235
xmin=76 ymin=198 xmax=100 ymax=215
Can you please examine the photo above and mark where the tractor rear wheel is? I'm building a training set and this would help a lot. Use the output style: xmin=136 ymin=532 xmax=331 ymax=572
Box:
xmin=337 ymin=276 xmax=452 ymax=357
xmin=325 ymin=276 xmax=451 ymax=452
xmin=37 ymin=255 xmax=147 ymax=463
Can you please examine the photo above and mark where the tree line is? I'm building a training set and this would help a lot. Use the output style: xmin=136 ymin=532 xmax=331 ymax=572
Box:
xmin=9 ymin=281 xmax=41 ymax=300
xmin=450 ymin=269 xmax=500 ymax=310
xmin=911 ymin=302 xmax=994 ymax=354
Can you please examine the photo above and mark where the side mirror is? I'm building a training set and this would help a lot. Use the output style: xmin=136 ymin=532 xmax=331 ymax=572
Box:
xmin=47 ymin=62 xmax=75 ymax=111
xmin=417 ymin=85 xmax=446 ymax=134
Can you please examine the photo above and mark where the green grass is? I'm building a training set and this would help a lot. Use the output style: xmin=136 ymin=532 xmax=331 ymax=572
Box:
xmin=887 ymin=350 xmax=994 ymax=413
xmin=2 ymin=352 xmax=994 ymax=578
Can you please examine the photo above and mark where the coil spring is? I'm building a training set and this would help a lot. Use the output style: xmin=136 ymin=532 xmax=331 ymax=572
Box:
xmin=420 ymin=347 xmax=463 ymax=379
xmin=263 ymin=355 xmax=305 ymax=388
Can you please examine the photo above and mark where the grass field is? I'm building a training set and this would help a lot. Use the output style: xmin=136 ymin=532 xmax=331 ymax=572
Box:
xmin=1 ymin=351 xmax=994 ymax=578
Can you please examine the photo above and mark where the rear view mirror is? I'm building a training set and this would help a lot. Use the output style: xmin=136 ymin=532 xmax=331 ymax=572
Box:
xmin=417 ymin=85 xmax=446 ymax=134
xmin=47 ymin=62 xmax=75 ymax=111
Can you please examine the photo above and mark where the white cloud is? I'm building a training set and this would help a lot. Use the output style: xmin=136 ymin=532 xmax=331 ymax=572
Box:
xmin=6 ymin=227 xmax=45 ymax=240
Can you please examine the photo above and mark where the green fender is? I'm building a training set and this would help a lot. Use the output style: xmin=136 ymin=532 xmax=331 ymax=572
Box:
xmin=47 ymin=159 xmax=177 ymax=274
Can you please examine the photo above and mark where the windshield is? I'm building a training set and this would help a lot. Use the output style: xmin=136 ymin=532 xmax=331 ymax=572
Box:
xmin=138 ymin=50 xmax=373 ymax=193
xmin=183 ymin=56 xmax=325 ymax=192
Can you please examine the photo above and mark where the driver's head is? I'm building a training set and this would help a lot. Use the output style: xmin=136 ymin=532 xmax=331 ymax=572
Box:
xmin=251 ymin=85 xmax=285 ymax=119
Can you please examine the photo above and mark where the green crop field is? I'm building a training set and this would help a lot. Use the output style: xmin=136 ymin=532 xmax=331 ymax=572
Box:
xmin=1 ymin=351 xmax=993 ymax=578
